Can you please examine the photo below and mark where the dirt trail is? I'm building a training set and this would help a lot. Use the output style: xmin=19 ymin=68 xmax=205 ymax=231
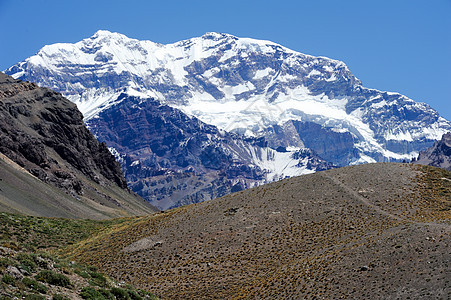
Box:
xmin=319 ymin=171 xmax=403 ymax=221
xmin=320 ymin=170 xmax=450 ymax=230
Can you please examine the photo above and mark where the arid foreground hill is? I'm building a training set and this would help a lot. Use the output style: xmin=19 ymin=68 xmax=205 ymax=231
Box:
xmin=66 ymin=163 xmax=450 ymax=299
xmin=0 ymin=73 xmax=157 ymax=219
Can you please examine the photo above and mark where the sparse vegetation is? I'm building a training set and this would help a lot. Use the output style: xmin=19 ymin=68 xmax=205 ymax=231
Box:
xmin=22 ymin=277 xmax=48 ymax=294
xmin=35 ymin=270 xmax=70 ymax=287
xmin=0 ymin=213 xmax=159 ymax=299
xmin=1 ymin=163 xmax=449 ymax=299
xmin=62 ymin=163 xmax=450 ymax=299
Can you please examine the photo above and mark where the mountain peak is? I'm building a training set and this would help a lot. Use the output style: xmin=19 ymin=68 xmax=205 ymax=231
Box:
xmin=93 ymin=29 xmax=114 ymax=36
xmin=201 ymin=32 xmax=235 ymax=40
xmin=90 ymin=29 xmax=128 ymax=40
xmin=85 ymin=29 xmax=135 ymax=46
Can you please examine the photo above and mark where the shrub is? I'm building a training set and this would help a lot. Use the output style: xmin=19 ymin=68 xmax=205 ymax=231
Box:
xmin=53 ymin=294 xmax=71 ymax=300
xmin=22 ymin=277 xmax=48 ymax=294
xmin=75 ymin=270 xmax=90 ymax=279
xmin=17 ymin=253 xmax=37 ymax=273
xmin=127 ymin=289 xmax=143 ymax=300
xmin=2 ymin=241 xmax=20 ymax=251
xmin=35 ymin=270 xmax=70 ymax=287
xmin=88 ymin=270 xmax=108 ymax=287
xmin=110 ymin=287 xmax=130 ymax=299
xmin=0 ymin=257 xmax=15 ymax=268
xmin=80 ymin=286 xmax=106 ymax=299
xmin=2 ymin=274 xmax=16 ymax=285
xmin=99 ymin=288 xmax=115 ymax=299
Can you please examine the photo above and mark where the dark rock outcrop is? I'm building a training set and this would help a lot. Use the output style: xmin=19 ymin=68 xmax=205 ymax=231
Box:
xmin=0 ymin=73 xmax=157 ymax=218
xmin=87 ymin=95 xmax=333 ymax=209
xmin=415 ymin=132 xmax=451 ymax=170
xmin=0 ymin=73 xmax=126 ymax=191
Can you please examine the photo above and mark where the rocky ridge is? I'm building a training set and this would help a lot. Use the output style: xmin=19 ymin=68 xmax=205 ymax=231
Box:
xmin=0 ymin=73 xmax=157 ymax=218
xmin=6 ymin=30 xmax=451 ymax=166
xmin=89 ymin=94 xmax=333 ymax=209
xmin=415 ymin=132 xmax=451 ymax=170
xmin=6 ymin=31 xmax=451 ymax=208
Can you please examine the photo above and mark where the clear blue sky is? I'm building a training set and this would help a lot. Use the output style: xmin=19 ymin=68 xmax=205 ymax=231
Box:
xmin=1 ymin=0 xmax=450 ymax=120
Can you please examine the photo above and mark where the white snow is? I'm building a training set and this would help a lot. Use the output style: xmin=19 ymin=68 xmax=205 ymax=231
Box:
xmin=6 ymin=30 xmax=451 ymax=168
xmin=371 ymin=100 xmax=387 ymax=109
xmin=307 ymin=69 xmax=321 ymax=77
xmin=254 ymin=68 xmax=272 ymax=79
xmin=323 ymin=65 xmax=334 ymax=72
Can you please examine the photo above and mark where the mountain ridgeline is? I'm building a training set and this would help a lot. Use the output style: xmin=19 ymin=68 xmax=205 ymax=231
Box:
xmin=5 ymin=30 xmax=451 ymax=208
xmin=88 ymin=94 xmax=333 ymax=209
xmin=0 ymin=73 xmax=157 ymax=218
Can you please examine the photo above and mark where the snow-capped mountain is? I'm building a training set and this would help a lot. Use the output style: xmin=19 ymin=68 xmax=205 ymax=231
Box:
xmin=5 ymin=30 xmax=451 ymax=207
xmin=7 ymin=30 xmax=450 ymax=166
xmin=87 ymin=94 xmax=332 ymax=209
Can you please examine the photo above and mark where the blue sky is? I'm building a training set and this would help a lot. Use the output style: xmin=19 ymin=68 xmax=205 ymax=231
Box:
xmin=1 ymin=0 xmax=450 ymax=120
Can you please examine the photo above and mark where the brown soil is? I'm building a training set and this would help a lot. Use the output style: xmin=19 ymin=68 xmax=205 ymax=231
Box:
xmin=66 ymin=163 xmax=450 ymax=299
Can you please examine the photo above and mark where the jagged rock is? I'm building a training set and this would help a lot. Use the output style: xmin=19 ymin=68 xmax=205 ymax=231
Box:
xmin=415 ymin=132 xmax=451 ymax=170
xmin=90 ymin=95 xmax=332 ymax=209
xmin=0 ymin=73 xmax=127 ymax=191
xmin=6 ymin=266 xmax=23 ymax=280
xmin=6 ymin=31 xmax=451 ymax=208
xmin=0 ymin=73 xmax=157 ymax=218
xmin=6 ymin=30 xmax=450 ymax=166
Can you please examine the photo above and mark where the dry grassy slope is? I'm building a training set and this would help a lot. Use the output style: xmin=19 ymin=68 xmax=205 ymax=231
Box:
xmin=0 ymin=152 xmax=155 ymax=220
xmin=66 ymin=163 xmax=450 ymax=299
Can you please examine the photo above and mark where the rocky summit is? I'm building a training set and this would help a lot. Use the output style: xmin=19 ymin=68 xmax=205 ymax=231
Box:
xmin=0 ymin=73 xmax=157 ymax=219
xmin=5 ymin=31 xmax=451 ymax=208
xmin=6 ymin=30 xmax=450 ymax=163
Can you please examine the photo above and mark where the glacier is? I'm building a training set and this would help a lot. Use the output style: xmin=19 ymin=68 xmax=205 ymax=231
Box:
xmin=5 ymin=30 xmax=451 ymax=208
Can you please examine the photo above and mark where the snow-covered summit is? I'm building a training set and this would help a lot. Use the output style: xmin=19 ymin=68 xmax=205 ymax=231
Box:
xmin=5 ymin=31 xmax=451 ymax=166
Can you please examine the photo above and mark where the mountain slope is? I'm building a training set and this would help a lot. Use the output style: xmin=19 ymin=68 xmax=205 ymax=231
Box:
xmin=6 ymin=30 xmax=450 ymax=166
xmin=88 ymin=94 xmax=333 ymax=209
xmin=65 ymin=163 xmax=450 ymax=299
xmin=0 ymin=73 xmax=157 ymax=218
xmin=0 ymin=212 xmax=159 ymax=299
xmin=415 ymin=132 xmax=451 ymax=170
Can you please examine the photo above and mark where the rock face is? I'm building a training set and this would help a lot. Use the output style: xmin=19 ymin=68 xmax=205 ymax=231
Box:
xmin=0 ymin=73 xmax=157 ymax=218
xmin=88 ymin=94 xmax=333 ymax=209
xmin=415 ymin=132 xmax=451 ymax=170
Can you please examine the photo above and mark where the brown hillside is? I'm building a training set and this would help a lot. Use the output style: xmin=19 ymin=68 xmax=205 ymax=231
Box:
xmin=66 ymin=163 xmax=450 ymax=299
xmin=0 ymin=72 xmax=157 ymax=218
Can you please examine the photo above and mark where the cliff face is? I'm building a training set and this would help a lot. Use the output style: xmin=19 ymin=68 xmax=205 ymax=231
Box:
xmin=87 ymin=95 xmax=333 ymax=210
xmin=0 ymin=73 xmax=157 ymax=218
xmin=415 ymin=132 xmax=451 ymax=170
xmin=0 ymin=73 xmax=127 ymax=191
